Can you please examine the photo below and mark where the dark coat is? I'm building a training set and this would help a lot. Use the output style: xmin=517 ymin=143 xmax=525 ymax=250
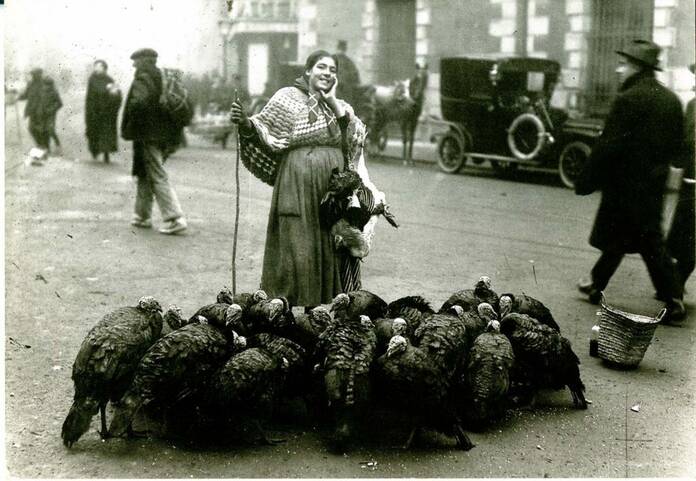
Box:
xmin=19 ymin=75 xmax=62 ymax=126
xmin=575 ymin=71 xmax=684 ymax=253
xmin=666 ymin=97 xmax=695 ymax=282
xmin=121 ymin=63 xmax=180 ymax=176
xmin=335 ymin=52 xmax=361 ymax=106
xmin=85 ymin=72 xmax=122 ymax=155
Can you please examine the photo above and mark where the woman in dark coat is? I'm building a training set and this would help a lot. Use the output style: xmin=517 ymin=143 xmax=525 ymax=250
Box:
xmin=667 ymin=63 xmax=695 ymax=291
xmin=229 ymin=50 xmax=382 ymax=310
xmin=85 ymin=60 xmax=122 ymax=162
xmin=575 ymin=40 xmax=685 ymax=322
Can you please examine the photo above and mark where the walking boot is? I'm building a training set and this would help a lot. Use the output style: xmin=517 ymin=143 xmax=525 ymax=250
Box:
xmin=577 ymin=278 xmax=602 ymax=305
xmin=661 ymin=298 xmax=686 ymax=326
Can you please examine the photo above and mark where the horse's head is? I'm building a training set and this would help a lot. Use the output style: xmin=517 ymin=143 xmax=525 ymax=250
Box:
xmin=393 ymin=80 xmax=409 ymax=100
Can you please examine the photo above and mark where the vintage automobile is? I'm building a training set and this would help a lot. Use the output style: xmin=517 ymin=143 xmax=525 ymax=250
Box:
xmin=434 ymin=56 xmax=603 ymax=188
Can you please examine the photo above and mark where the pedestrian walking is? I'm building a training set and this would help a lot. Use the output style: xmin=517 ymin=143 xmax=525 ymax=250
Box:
xmin=85 ymin=60 xmax=122 ymax=163
xmin=575 ymin=40 xmax=686 ymax=323
xmin=122 ymin=48 xmax=187 ymax=235
xmin=334 ymin=40 xmax=361 ymax=108
xmin=18 ymin=68 xmax=62 ymax=154
xmin=229 ymin=49 xmax=379 ymax=311
xmin=666 ymin=63 xmax=696 ymax=292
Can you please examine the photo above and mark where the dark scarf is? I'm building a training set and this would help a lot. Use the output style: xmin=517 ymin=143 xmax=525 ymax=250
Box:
xmin=293 ymin=76 xmax=338 ymax=135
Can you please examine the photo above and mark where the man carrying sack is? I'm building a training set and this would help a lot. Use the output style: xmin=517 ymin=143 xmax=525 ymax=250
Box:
xmin=575 ymin=40 xmax=686 ymax=324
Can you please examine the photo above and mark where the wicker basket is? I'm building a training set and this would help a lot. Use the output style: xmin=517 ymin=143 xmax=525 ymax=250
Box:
xmin=597 ymin=293 xmax=666 ymax=368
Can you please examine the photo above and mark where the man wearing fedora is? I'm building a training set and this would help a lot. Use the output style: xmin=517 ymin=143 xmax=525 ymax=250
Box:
xmin=666 ymin=63 xmax=695 ymax=294
xmin=122 ymin=47 xmax=187 ymax=235
xmin=575 ymin=39 xmax=686 ymax=323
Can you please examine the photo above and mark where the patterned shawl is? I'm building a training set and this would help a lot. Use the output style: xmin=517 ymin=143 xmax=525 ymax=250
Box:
xmin=239 ymin=80 xmax=367 ymax=185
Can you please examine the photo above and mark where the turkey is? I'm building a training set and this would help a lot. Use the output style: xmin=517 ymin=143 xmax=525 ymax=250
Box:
xmin=498 ymin=303 xmax=587 ymax=409
xmin=276 ymin=306 xmax=332 ymax=353
xmin=462 ymin=303 xmax=515 ymax=430
xmin=188 ymin=302 xmax=245 ymax=334
xmin=108 ymin=319 xmax=247 ymax=437
xmin=373 ymin=317 xmax=409 ymax=356
xmin=331 ymin=290 xmax=388 ymax=323
xmin=246 ymin=296 xmax=293 ymax=334
xmin=412 ymin=305 xmax=471 ymax=371
xmin=198 ymin=332 xmax=307 ymax=444
xmin=216 ymin=287 xmax=268 ymax=309
xmin=319 ymin=168 xmax=398 ymax=231
xmin=386 ymin=295 xmax=434 ymax=337
xmin=61 ymin=296 xmax=163 ymax=448
xmin=315 ymin=314 xmax=377 ymax=450
xmin=374 ymin=318 xmax=475 ymax=450
xmin=498 ymin=293 xmax=560 ymax=331
xmin=440 ymin=275 xmax=499 ymax=314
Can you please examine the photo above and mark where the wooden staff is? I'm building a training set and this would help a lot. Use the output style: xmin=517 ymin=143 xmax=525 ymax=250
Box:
xmin=232 ymin=89 xmax=241 ymax=295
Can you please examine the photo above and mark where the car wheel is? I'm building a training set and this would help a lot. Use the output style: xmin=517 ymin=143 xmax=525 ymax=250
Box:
xmin=507 ymin=112 xmax=548 ymax=161
xmin=559 ymin=140 xmax=591 ymax=189
xmin=437 ymin=132 xmax=466 ymax=173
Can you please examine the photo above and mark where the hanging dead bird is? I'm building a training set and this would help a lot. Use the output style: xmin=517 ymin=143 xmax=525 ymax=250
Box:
xmin=320 ymin=168 xmax=398 ymax=230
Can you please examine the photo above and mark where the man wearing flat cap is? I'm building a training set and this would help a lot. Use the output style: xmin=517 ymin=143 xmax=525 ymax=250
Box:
xmin=122 ymin=47 xmax=187 ymax=235
xmin=575 ymin=39 xmax=686 ymax=323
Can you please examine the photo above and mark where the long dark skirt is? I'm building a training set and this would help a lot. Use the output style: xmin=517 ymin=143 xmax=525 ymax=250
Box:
xmin=87 ymin=114 xmax=119 ymax=156
xmin=261 ymin=146 xmax=350 ymax=306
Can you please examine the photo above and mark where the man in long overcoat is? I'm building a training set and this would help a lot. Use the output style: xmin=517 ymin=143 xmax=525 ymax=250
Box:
xmin=122 ymin=48 xmax=187 ymax=235
xmin=575 ymin=40 xmax=686 ymax=323
xmin=335 ymin=40 xmax=361 ymax=107
xmin=666 ymin=63 xmax=695 ymax=292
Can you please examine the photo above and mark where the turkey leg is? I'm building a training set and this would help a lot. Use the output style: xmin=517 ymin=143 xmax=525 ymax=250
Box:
xmin=98 ymin=404 xmax=112 ymax=439
xmin=569 ymin=385 xmax=588 ymax=410
xmin=401 ymin=426 xmax=418 ymax=450
xmin=454 ymin=424 xmax=475 ymax=451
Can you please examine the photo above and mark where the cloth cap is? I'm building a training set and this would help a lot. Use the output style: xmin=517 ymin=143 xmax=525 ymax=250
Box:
xmin=616 ymin=40 xmax=662 ymax=71
xmin=130 ymin=48 xmax=158 ymax=60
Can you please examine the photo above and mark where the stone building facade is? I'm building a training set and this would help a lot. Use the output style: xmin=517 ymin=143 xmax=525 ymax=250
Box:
xmin=290 ymin=0 xmax=694 ymax=120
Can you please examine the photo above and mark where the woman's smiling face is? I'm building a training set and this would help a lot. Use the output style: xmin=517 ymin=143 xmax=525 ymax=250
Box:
xmin=306 ymin=56 xmax=337 ymax=93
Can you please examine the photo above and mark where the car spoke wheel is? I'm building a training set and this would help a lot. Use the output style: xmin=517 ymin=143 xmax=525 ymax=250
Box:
xmin=437 ymin=133 xmax=466 ymax=173
xmin=559 ymin=140 xmax=591 ymax=189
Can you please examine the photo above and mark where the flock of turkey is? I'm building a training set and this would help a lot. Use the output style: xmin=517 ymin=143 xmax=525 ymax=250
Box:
xmin=61 ymin=276 xmax=588 ymax=452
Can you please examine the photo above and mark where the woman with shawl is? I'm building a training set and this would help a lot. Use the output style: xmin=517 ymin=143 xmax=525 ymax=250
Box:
xmin=85 ymin=60 xmax=122 ymax=162
xmin=230 ymin=50 xmax=383 ymax=311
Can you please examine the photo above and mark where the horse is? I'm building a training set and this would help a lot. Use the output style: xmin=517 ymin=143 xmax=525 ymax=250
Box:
xmin=364 ymin=64 xmax=429 ymax=164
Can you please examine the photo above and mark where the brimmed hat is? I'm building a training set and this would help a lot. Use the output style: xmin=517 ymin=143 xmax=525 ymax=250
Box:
xmin=130 ymin=48 xmax=158 ymax=60
xmin=616 ymin=40 xmax=662 ymax=71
